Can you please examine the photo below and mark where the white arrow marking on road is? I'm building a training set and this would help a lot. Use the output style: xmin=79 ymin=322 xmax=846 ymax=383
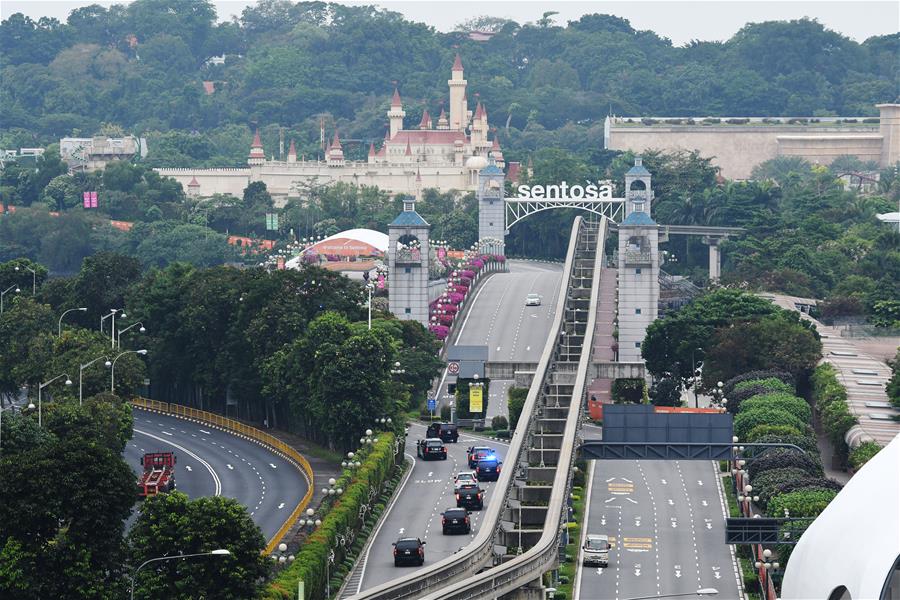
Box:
xmin=626 ymin=497 xmax=638 ymax=504
xmin=596 ymin=567 xmax=604 ymax=576
xmin=661 ymin=479 xmax=667 ymax=484
xmin=185 ymin=465 xmax=192 ymax=472
xmin=270 ymin=463 xmax=277 ymax=469
xmin=428 ymin=472 xmax=433 ymax=478
xmin=712 ymin=566 xmax=721 ymax=580
xmin=496 ymin=346 xmax=501 ymax=352
xmin=606 ymin=477 xmax=615 ymax=483
xmin=399 ymin=528 xmax=405 ymax=535
xmin=698 ymin=480 xmax=704 ymax=486
xmin=227 ymin=464 xmax=234 ymax=470
xmin=701 ymin=500 xmax=709 ymax=507
xmin=526 ymin=345 xmax=531 ymax=351
xmin=622 ymin=478 xmax=632 ymax=483
xmin=705 ymin=519 xmax=713 ymax=530
xmin=199 ymin=429 xmax=211 ymax=435
xmin=671 ymin=518 xmax=678 ymax=528
xmin=675 ymin=570 xmax=682 ymax=578
xmin=668 ymin=499 xmax=674 ymax=506
xmin=634 ymin=567 xmax=641 ymax=576
xmin=605 ymin=497 xmax=617 ymax=503
xmin=600 ymin=516 xmax=607 ymax=526
xmin=278 ymin=502 xmax=285 ymax=509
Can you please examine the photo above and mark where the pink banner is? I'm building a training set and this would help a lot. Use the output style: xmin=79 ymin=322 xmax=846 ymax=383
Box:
xmin=83 ymin=192 xmax=90 ymax=208
xmin=90 ymin=191 xmax=98 ymax=208
xmin=377 ymin=274 xmax=385 ymax=289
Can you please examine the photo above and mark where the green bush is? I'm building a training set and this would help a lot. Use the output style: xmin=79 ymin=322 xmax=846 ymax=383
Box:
xmin=743 ymin=433 xmax=819 ymax=458
xmin=724 ymin=370 xmax=795 ymax=398
xmin=745 ymin=424 xmax=803 ymax=442
xmin=740 ymin=393 xmax=812 ymax=423
xmin=767 ymin=488 xmax=838 ymax=518
xmin=752 ymin=467 xmax=813 ymax=508
xmin=734 ymin=378 xmax=794 ymax=394
xmin=491 ymin=415 xmax=509 ymax=430
xmin=734 ymin=406 xmax=805 ymax=440
xmin=810 ymin=363 xmax=847 ymax=410
xmin=748 ymin=448 xmax=823 ymax=480
xmin=265 ymin=433 xmax=398 ymax=600
xmin=848 ymin=441 xmax=882 ymax=471
xmin=821 ymin=396 xmax=857 ymax=449
xmin=508 ymin=387 xmax=528 ymax=431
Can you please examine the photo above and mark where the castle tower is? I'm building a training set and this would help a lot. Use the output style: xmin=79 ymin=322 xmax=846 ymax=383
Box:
xmin=877 ymin=103 xmax=900 ymax=167
xmin=388 ymin=198 xmax=431 ymax=325
xmin=187 ymin=175 xmax=200 ymax=197
xmin=287 ymin=139 xmax=297 ymax=163
xmin=617 ymin=157 xmax=659 ymax=363
xmin=418 ymin=109 xmax=432 ymax=130
xmin=490 ymin=135 xmax=505 ymax=169
xmin=248 ymin=129 xmax=265 ymax=166
xmin=437 ymin=106 xmax=449 ymax=130
xmin=367 ymin=142 xmax=376 ymax=164
xmin=448 ymin=54 xmax=467 ymax=131
xmin=415 ymin=168 xmax=423 ymax=202
xmin=471 ymin=102 xmax=485 ymax=145
xmin=326 ymin=130 xmax=344 ymax=166
xmin=477 ymin=159 xmax=506 ymax=256
xmin=388 ymin=88 xmax=405 ymax=138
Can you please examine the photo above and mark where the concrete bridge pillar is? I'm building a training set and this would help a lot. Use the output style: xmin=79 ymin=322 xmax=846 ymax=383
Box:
xmin=703 ymin=236 xmax=722 ymax=282
xmin=388 ymin=199 xmax=431 ymax=326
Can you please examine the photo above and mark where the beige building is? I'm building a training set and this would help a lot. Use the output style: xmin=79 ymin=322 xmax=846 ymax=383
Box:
xmin=158 ymin=55 xmax=517 ymax=203
xmin=606 ymin=104 xmax=900 ymax=179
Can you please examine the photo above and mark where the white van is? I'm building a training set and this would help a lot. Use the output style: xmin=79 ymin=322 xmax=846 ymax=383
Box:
xmin=582 ymin=533 xmax=610 ymax=567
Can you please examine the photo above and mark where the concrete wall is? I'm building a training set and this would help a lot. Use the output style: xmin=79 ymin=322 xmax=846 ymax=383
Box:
xmin=156 ymin=168 xmax=250 ymax=198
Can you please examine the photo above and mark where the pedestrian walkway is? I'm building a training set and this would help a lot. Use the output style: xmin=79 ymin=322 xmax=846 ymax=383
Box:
xmin=587 ymin=268 xmax=617 ymax=417
xmin=763 ymin=293 xmax=899 ymax=447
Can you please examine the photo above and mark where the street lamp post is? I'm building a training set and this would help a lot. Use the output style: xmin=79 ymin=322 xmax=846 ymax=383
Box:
xmin=79 ymin=355 xmax=111 ymax=406
xmin=100 ymin=308 xmax=126 ymax=347
xmin=58 ymin=307 xmax=88 ymax=337
xmin=366 ymin=282 xmax=374 ymax=330
xmin=14 ymin=265 xmax=37 ymax=295
xmin=117 ymin=321 xmax=146 ymax=349
xmin=33 ymin=373 xmax=73 ymax=427
xmin=1 ymin=284 xmax=20 ymax=314
xmin=111 ymin=349 xmax=148 ymax=393
xmin=128 ymin=549 xmax=230 ymax=600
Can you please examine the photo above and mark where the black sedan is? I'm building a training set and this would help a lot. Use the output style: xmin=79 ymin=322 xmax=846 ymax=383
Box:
xmin=393 ymin=537 xmax=426 ymax=566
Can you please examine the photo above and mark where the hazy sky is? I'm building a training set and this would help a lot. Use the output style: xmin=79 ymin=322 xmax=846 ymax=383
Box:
xmin=4 ymin=0 xmax=898 ymax=46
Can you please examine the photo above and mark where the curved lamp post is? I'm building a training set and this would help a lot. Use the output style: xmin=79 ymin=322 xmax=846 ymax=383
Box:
xmin=117 ymin=321 xmax=146 ymax=349
xmin=32 ymin=373 xmax=73 ymax=427
xmin=80 ymin=355 xmax=111 ymax=406
xmin=0 ymin=284 xmax=19 ymax=314
xmin=14 ymin=264 xmax=36 ymax=295
xmin=58 ymin=307 xmax=88 ymax=337
xmin=129 ymin=549 xmax=229 ymax=600
xmin=111 ymin=349 xmax=148 ymax=393
xmin=100 ymin=308 xmax=126 ymax=347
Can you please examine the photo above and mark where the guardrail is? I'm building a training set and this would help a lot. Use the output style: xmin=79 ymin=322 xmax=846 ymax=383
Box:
xmin=347 ymin=218 xmax=591 ymax=600
xmin=417 ymin=220 xmax=606 ymax=599
xmin=130 ymin=397 xmax=315 ymax=555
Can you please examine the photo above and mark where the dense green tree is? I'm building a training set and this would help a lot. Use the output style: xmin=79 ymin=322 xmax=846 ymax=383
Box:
xmin=127 ymin=491 xmax=269 ymax=600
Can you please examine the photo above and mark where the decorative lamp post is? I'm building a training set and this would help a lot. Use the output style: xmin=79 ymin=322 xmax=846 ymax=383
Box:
xmin=0 ymin=284 xmax=20 ymax=314
xmin=117 ymin=321 xmax=146 ymax=349
xmin=111 ymin=349 xmax=148 ymax=393
xmin=32 ymin=373 xmax=73 ymax=427
xmin=129 ymin=549 xmax=229 ymax=600
xmin=58 ymin=307 xmax=88 ymax=337
xmin=14 ymin=264 xmax=37 ymax=295
xmin=79 ymin=355 xmax=111 ymax=406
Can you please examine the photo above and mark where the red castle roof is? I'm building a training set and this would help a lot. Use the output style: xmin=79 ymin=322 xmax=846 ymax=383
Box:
xmin=452 ymin=53 xmax=464 ymax=72
xmin=391 ymin=87 xmax=402 ymax=107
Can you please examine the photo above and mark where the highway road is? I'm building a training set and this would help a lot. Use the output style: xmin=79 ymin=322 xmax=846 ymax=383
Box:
xmin=125 ymin=409 xmax=309 ymax=540
xmin=344 ymin=422 xmax=510 ymax=596
xmin=574 ymin=459 xmax=743 ymax=600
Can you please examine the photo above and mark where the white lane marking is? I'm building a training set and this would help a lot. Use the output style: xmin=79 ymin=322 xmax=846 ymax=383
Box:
xmin=621 ymin=478 xmax=632 ymax=483
xmin=227 ymin=464 xmax=234 ymax=470
xmin=270 ymin=463 xmax=277 ymax=469
xmin=278 ymin=502 xmax=285 ymax=509
xmin=356 ymin=451 xmax=417 ymax=594
xmin=572 ymin=460 xmax=596 ymax=600
xmin=399 ymin=527 xmax=405 ymax=535
xmin=199 ymin=429 xmax=212 ymax=435
xmin=162 ymin=431 xmax=173 ymax=436
xmin=605 ymin=497 xmax=617 ymax=503
xmin=626 ymin=497 xmax=638 ymax=504
xmin=713 ymin=461 xmax=747 ymax=599
xmin=701 ymin=500 xmax=708 ymax=507
xmin=185 ymin=465 xmax=192 ymax=472
xmin=135 ymin=428 xmax=221 ymax=496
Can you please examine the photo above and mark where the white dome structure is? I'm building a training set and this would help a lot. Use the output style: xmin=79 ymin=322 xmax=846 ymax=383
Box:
xmin=780 ymin=433 xmax=900 ymax=599
xmin=465 ymin=155 xmax=488 ymax=170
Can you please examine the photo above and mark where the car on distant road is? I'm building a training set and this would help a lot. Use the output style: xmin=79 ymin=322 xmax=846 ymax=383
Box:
xmin=426 ymin=422 xmax=459 ymax=443
xmin=454 ymin=471 xmax=478 ymax=491
xmin=525 ymin=293 xmax=542 ymax=306
xmin=416 ymin=438 xmax=448 ymax=460
xmin=441 ymin=508 xmax=471 ymax=534
xmin=455 ymin=487 xmax=484 ymax=510
xmin=467 ymin=446 xmax=495 ymax=468
xmin=474 ymin=457 xmax=502 ymax=481
xmin=393 ymin=537 xmax=426 ymax=566
xmin=582 ymin=533 xmax=610 ymax=567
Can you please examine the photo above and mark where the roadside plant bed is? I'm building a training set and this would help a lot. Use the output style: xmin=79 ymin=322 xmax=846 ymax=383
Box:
xmin=811 ymin=363 xmax=858 ymax=455
xmin=848 ymin=441 xmax=882 ymax=471
xmin=265 ymin=432 xmax=400 ymax=600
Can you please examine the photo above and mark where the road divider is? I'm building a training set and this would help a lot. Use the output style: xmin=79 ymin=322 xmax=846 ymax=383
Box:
xmin=130 ymin=397 xmax=314 ymax=555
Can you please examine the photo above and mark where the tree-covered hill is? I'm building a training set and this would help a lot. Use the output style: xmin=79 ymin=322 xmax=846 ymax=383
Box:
xmin=1 ymin=1 xmax=897 ymax=166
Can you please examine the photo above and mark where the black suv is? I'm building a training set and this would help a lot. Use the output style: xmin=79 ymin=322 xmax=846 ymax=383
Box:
xmin=416 ymin=438 xmax=447 ymax=460
xmin=441 ymin=508 xmax=471 ymax=534
xmin=466 ymin=446 xmax=495 ymax=469
xmin=393 ymin=537 xmax=425 ymax=566
xmin=426 ymin=422 xmax=459 ymax=443
xmin=456 ymin=487 xmax=484 ymax=510
xmin=474 ymin=457 xmax=502 ymax=482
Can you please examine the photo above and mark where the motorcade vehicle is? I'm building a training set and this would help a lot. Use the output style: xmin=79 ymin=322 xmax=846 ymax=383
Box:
xmin=466 ymin=446 xmax=495 ymax=468
xmin=525 ymin=293 xmax=542 ymax=306
xmin=582 ymin=533 xmax=611 ymax=567
xmin=137 ymin=452 xmax=176 ymax=497
xmin=474 ymin=457 xmax=502 ymax=481
xmin=393 ymin=537 xmax=426 ymax=566
xmin=426 ymin=422 xmax=459 ymax=443
xmin=454 ymin=471 xmax=478 ymax=491
xmin=441 ymin=508 xmax=471 ymax=534
xmin=455 ymin=487 xmax=484 ymax=510
xmin=416 ymin=438 xmax=448 ymax=460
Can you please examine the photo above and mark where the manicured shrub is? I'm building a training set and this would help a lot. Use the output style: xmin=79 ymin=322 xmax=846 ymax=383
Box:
xmin=767 ymin=488 xmax=838 ymax=518
xmin=821 ymin=396 xmax=857 ymax=448
xmin=748 ymin=448 xmax=823 ymax=480
xmin=723 ymin=370 xmax=794 ymax=399
xmin=741 ymin=393 xmax=812 ymax=423
xmin=770 ymin=476 xmax=842 ymax=501
xmin=744 ymin=433 xmax=819 ymax=458
xmin=810 ymin=364 xmax=846 ymax=410
xmin=752 ymin=467 xmax=812 ymax=508
xmin=491 ymin=415 xmax=509 ymax=430
xmin=810 ymin=363 xmax=856 ymax=452
xmin=734 ymin=406 xmax=805 ymax=440
xmin=848 ymin=441 xmax=882 ymax=471
xmin=727 ymin=384 xmax=777 ymax=414
xmin=745 ymin=424 xmax=803 ymax=442
xmin=734 ymin=378 xmax=794 ymax=394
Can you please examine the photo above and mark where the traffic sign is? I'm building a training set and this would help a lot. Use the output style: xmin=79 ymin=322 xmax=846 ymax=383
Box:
xmin=427 ymin=397 xmax=436 ymax=411
xmin=448 ymin=361 xmax=460 ymax=375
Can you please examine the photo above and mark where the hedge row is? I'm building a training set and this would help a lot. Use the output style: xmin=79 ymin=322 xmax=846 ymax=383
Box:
xmin=265 ymin=432 xmax=399 ymax=600
xmin=849 ymin=441 xmax=883 ymax=471
xmin=723 ymin=370 xmax=795 ymax=399
xmin=810 ymin=363 xmax=858 ymax=452
xmin=741 ymin=392 xmax=812 ymax=424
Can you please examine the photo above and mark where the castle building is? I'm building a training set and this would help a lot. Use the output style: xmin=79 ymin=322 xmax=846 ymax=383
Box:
xmin=156 ymin=55 xmax=517 ymax=204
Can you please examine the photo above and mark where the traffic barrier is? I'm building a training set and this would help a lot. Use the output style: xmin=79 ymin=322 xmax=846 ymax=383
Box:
xmin=130 ymin=397 xmax=315 ymax=554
